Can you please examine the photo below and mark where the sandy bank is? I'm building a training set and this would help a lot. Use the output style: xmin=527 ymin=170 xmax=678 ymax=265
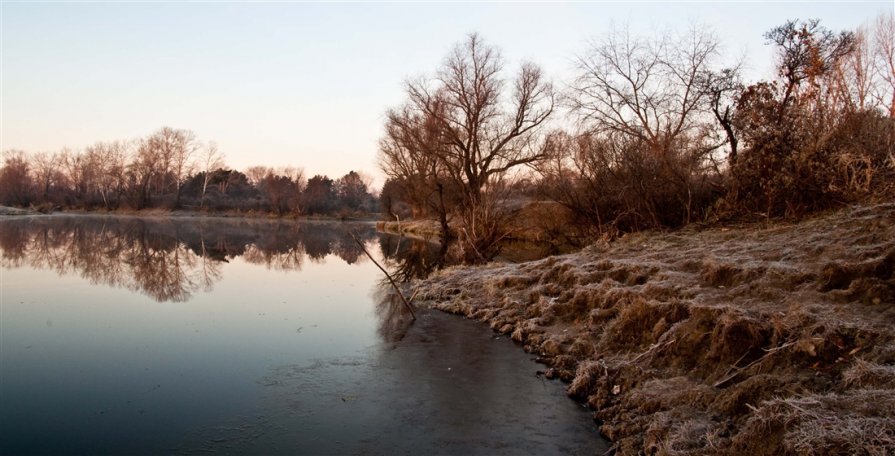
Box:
xmin=416 ymin=204 xmax=895 ymax=454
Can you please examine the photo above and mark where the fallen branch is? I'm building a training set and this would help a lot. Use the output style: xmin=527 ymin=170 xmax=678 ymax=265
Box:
xmin=350 ymin=231 xmax=416 ymax=321
xmin=713 ymin=340 xmax=794 ymax=388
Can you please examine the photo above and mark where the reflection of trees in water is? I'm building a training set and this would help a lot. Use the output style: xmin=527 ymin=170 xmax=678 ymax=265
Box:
xmin=371 ymin=235 xmax=447 ymax=343
xmin=0 ymin=217 xmax=377 ymax=302
xmin=372 ymin=283 xmax=416 ymax=343
xmin=377 ymin=235 xmax=446 ymax=282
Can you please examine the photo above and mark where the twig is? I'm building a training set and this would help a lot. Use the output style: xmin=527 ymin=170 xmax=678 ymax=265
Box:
xmin=714 ymin=341 xmax=792 ymax=388
xmin=763 ymin=340 xmax=797 ymax=353
xmin=350 ymin=231 xmax=416 ymax=321
xmin=714 ymin=350 xmax=760 ymax=388
xmin=630 ymin=338 xmax=677 ymax=364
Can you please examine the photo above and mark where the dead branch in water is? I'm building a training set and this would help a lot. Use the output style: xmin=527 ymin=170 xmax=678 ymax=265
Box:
xmin=350 ymin=231 xmax=416 ymax=321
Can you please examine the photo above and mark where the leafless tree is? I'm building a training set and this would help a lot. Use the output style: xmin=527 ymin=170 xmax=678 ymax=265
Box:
xmin=561 ymin=25 xmax=726 ymax=229
xmin=31 ymin=151 xmax=63 ymax=201
xmin=143 ymin=127 xmax=199 ymax=206
xmin=381 ymin=33 xmax=554 ymax=258
xmin=571 ymin=24 xmax=722 ymax=156
xmin=405 ymin=33 xmax=554 ymax=205
xmin=94 ymin=141 xmax=129 ymax=209
xmin=278 ymin=166 xmax=306 ymax=191
xmin=379 ymin=102 xmax=454 ymax=235
xmin=198 ymin=141 xmax=225 ymax=208
xmin=831 ymin=26 xmax=877 ymax=112
xmin=129 ymin=139 xmax=160 ymax=208
xmin=874 ymin=12 xmax=895 ymax=118
xmin=60 ymin=148 xmax=83 ymax=201
xmin=0 ymin=150 xmax=32 ymax=206
xmin=704 ymin=67 xmax=744 ymax=163
xmin=244 ymin=166 xmax=271 ymax=187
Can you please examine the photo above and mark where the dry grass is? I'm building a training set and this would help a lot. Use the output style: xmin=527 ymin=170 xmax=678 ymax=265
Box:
xmin=416 ymin=203 xmax=895 ymax=454
xmin=733 ymin=390 xmax=895 ymax=456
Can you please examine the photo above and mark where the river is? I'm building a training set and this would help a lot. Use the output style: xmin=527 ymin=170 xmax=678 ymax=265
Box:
xmin=0 ymin=215 xmax=608 ymax=455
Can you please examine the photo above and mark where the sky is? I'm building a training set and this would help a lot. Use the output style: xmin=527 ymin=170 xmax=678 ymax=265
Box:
xmin=1 ymin=1 xmax=890 ymax=186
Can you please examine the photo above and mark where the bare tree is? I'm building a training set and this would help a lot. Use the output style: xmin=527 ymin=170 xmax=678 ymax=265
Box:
xmin=31 ymin=151 xmax=63 ymax=202
xmin=704 ymin=67 xmax=744 ymax=163
xmin=129 ymin=137 xmax=166 ymax=209
xmin=143 ymin=127 xmax=199 ymax=206
xmin=0 ymin=150 xmax=32 ymax=206
xmin=278 ymin=166 xmax=306 ymax=192
xmin=244 ymin=166 xmax=271 ymax=187
xmin=94 ymin=141 xmax=129 ymax=210
xmin=405 ymin=33 xmax=554 ymax=205
xmin=571 ymin=24 xmax=722 ymax=156
xmin=60 ymin=147 xmax=102 ymax=206
xmin=198 ymin=141 xmax=225 ymax=208
xmin=381 ymin=33 xmax=554 ymax=259
xmin=834 ymin=26 xmax=877 ymax=111
xmin=379 ymin=102 xmax=455 ymax=235
xmin=874 ymin=12 xmax=895 ymax=117
xmin=563 ymin=25 xmax=726 ymax=228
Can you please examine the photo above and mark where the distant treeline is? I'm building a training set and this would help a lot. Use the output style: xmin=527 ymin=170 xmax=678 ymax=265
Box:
xmin=0 ymin=127 xmax=378 ymax=216
xmin=378 ymin=15 xmax=895 ymax=262
xmin=0 ymin=217 xmax=385 ymax=302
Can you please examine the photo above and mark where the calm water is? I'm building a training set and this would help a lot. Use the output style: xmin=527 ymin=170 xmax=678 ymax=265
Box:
xmin=0 ymin=215 xmax=608 ymax=455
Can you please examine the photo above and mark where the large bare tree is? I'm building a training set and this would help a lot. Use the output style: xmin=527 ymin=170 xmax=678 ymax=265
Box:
xmin=378 ymin=101 xmax=454 ymax=234
xmin=142 ymin=127 xmax=199 ymax=206
xmin=570 ymin=25 xmax=722 ymax=156
xmin=404 ymin=33 xmax=554 ymax=205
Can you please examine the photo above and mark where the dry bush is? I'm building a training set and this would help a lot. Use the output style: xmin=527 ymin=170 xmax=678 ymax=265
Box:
xmin=451 ymin=190 xmax=516 ymax=264
xmin=539 ymin=131 xmax=722 ymax=235
xmin=727 ymin=73 xmax=895 ymax=219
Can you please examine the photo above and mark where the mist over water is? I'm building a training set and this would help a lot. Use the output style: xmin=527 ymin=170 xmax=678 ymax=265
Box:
xmin=0 ymin=215 xmax=607 ymax=455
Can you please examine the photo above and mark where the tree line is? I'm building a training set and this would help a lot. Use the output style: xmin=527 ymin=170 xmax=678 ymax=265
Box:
xmin=378 ymin=14 xmax=895 ymax=262
xmin=0 ymin=127 xmax=378 ymax=216
xmin=0 ymin=217 xmax=382 ymax=302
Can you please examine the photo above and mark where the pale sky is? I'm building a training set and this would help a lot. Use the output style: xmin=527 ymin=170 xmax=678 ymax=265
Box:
xmin=1 ymin=1 xmax=890 ymax=185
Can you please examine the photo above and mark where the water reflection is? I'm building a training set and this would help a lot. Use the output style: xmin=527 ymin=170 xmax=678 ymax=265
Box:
xmin=372 ymin=285 xmax=416 ymax=343
xmin=0 ymin=216 xmax=609 ymax=454
xmin=376 ymin=234 xmax=446 ymax=282
xmin=0 ymin=216 xmax=378 ymax=302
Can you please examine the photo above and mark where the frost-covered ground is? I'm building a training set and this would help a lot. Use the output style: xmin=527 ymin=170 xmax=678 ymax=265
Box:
xmin=0 ymin=206 xmax=34 ymax=215
xmin=417 ymin=204 xmax=895 ymax=455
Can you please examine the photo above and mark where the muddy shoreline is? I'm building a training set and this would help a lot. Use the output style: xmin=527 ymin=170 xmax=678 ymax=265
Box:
xmin=416 ymin=204 xmax=895 ymax=454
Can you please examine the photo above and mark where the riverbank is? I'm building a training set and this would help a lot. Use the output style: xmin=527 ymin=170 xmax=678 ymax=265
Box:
xmin=0 ymin=206 xmax=36 ymax=216
xmin=378 ymin=201 xmax=584 ymax=247
xmin=376 ymin=219 xmax=442 ymax=239
xmin=415 ymin=203 xmax=895 ymax=454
